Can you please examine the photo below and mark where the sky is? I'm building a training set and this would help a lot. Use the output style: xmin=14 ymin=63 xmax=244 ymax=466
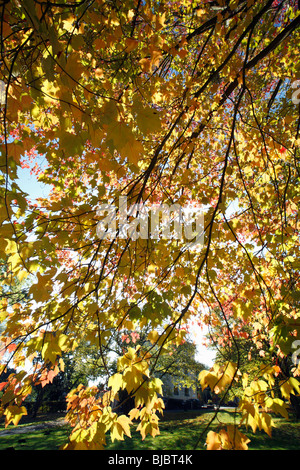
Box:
xmin=17 ymin=166 xmax=50 ymax=200
xmin=197 ymin=347 xmax=215 ymax=368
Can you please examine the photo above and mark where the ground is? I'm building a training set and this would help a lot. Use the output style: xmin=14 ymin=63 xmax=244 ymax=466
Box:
xmin=0 ymin=409 xmax=300 ymax=450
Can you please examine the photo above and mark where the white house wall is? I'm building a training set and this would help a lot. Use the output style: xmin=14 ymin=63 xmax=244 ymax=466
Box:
xmin=161 ymin=374 xmax=197 ymax=401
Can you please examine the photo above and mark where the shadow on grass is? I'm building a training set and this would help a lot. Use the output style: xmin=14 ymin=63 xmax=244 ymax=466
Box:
xmin=0 ymin=427 xmax=71 ymax=451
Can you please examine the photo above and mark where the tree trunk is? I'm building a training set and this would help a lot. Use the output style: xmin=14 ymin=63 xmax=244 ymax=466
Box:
xmin=290 ymin=394 xmax=300 ymax=420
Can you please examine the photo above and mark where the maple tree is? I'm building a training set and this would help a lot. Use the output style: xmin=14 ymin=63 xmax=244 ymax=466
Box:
xmin=0 ymin=0 xmax=300 ymax=450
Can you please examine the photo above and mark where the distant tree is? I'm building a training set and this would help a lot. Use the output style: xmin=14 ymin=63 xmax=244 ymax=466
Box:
xmin=154 ymin=340 xmax=206 ymax=394
xmin=0 ymin=258 xmax=29 ymax=306
xmin=207 ymin=311 xmax=300 ymax=419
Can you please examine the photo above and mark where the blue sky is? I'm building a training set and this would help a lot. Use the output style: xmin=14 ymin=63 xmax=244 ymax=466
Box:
xmin=17 ymin=166 xmax=51 ymax=201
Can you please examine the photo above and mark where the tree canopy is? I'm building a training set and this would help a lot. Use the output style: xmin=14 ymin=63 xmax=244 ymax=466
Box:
xmin=0 ymin=0 xmax=300 ymax=450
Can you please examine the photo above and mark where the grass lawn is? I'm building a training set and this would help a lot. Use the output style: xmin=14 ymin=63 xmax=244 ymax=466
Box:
xmin=0 ymin=410 xmax=299 ymax=451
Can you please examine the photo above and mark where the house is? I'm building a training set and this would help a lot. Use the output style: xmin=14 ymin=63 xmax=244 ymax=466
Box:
xmin=158 ymin=372 xmax=203 ymax=410
xmin=161 ymin=373 xmax=198 ymax=401
xmin=154 ymin=341 xmax=208 ymax=409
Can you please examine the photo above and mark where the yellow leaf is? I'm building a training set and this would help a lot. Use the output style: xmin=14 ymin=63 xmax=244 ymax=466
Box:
xmin=198 ymin=370 xmax=219 ymax=391
xmin=0 ymin=238 xmax=9 ymax=254
xmin=133 ymin=99 xmax=162 ymax=135
xmin=246 ymin=412 xmax=259 ymax=434
xmin=17 ymin=270 xmax=29 ymax=282
xmin=4 ymin=405 xmax=27 ymax=427
xmin=206 ymin=430 xmax=222 ymax=450
xmin=238 ymin=399 xmax=256 ymax=418
xmin=280 ymin=380 xmax=293 ymax=400
xmin=110 ymin=416 xmax=131 ymax=442
xmin=156 ymin=12 xmax=166 ymax=30
xmin=94 ymin=38 xmax=106 ymax=49
xmin=289 ymin=377 xmax=300 ymax=394
xmin=62 ymin=16 xmax=76 ymax=33
xmin=8 ymin=252 xmax=22 ymax=272
xmin=259 ymin=412 xmax=273 ymax=437
xmin=265 ymin=397 xmax=289 ymax=419
xmin=225 ymin=425 xmax=251 ymax=450
xmin=147 ymin=330 xmax=159 ymax=344
xmin=150 ymin=377 xmax=163 ymax=395
xmin=108 ymin=373 xmax=124 ymax=393
xmin=5 ymin=238 xmax=18 ymax=255
xmin=88 ymin=422 xmax=106 ymax=448
xmin=147 ymin=264 xmax=156 ymax=273
xmin=64 ymin=53 xmax=84 ymax=82
xmin=136 ymin=420 xmax=160 ymax=440
xmin=123 ymin=138 xmax=144 ymax=166
xmin=125 ymin=38 xmax=138 ymax=52
xmin=40 ymin=332 xmax=68 ymax=364
xmin=28 ymin=272 xmax=53 ymax=302
xmin=57 ymin=333 xmax=69 ymax=352
xmin=59 ymin=357 xmax=65 ymax=372
xmin=128 ymin=408 xmax=140 ymax=421
xmin=117 ymin=415 xmax=131 ymax=438
xmin=106 ymin=120 xmax=143 ymax=164
xmin=1 ymin=389 xmax=15 ymax=406
xmin=207 ymin=426 xmax=250 ymax=450
xmin=242 ymin=372 xmax=248 ymax=389
xmin=102 ymin=390 xmax=115 ymax=406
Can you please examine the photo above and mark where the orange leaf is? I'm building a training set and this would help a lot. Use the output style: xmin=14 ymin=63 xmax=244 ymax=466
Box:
xmin=206 ymin=430 xmax=222 ymax=450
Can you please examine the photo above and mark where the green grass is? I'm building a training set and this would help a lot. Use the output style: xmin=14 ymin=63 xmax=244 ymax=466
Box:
xmin=0 ymin=426 xmax=71 ymax=451
xmin=0 ymin=410 xmax=299 ymax=451
xmin=107 ymin=410 xmax=300 ymax=451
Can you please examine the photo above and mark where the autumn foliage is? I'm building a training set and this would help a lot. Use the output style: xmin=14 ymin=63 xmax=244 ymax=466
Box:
xmin=0 ymin=0 xmax=300 ymax=450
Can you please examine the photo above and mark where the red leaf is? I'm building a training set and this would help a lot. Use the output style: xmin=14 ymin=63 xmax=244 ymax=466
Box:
xmin=0 ymin=382 xmax=8 ymax=391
